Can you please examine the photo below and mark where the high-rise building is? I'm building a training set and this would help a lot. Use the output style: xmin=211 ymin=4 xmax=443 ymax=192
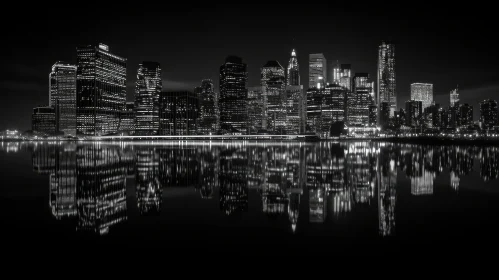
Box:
xmin=309 ymin=53 xmax=327 ymax=89
xmin=332 ymin=62 xmax=341 ymax=84
xmin=261 ymin=60 xmax=286 ymax=133
xmin=405 ymin=100 xmax=423 ymax=127
xmin=380 ymin=102 xmax=391 ymax=129
xmin=306 ymin=88 xmax=322 ymax=135
xmin=450 ymin=87 xmax=459 ymax=108
xmin=369 ymin=105 xmax=378 ymax=126
xmin=247 ymin=86 xmax=264 ymax=134
xmin=196 ymin=79 xmax=218 ymax=135
xmin=378 ymin=41 xmax=396 ymax=116
xmin=460 ymin=103 xmax=473 ymax=126
xmin=410 ymin=83 xmax=433 ymax=110
xmin=159 ymin=91 xmax=199 ymax=135
xmin=480 ymin=99 xmax=498 ymax=130
xmin=76 ymin=43 xmax=126 ymax=136
xmin=348 ymin=73 xmax=374 ymax=126
xmin=285 ymin=85 xmax=305 ymax=134
xmin=328 ymin=83 xmax=347 ymax=124
xmin=219 ymin=56 xmax=247 ymax=134
xmin=428 ymin=103 xmax=442 ymax=128
xmin=287 ymin=49 xmax=300 ymax=86
xmin=32 ymin=106 xmax=56 ymax=135
xmin=339 ymin=64 xmax=352 ymax=91
xmin=49 ymin=62 xmax=77 ymax=136
xmin=134 ymin=61 xmax=161 ymax=135
xmin=118 ymin=102 xmax=135 ymax=135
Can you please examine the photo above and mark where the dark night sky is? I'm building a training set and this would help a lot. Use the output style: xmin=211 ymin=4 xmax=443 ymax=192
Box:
xmin=1 ymin=3 xmax=498 ymax=131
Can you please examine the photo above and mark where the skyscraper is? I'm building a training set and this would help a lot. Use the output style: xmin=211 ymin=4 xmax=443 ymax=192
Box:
xmin=261 ymin=60 xmax=286 ymax=133
xmin=450 ymin=87 xmax=459 ymax=108
xmin=196 ymin=79 xmax=218 ymax=135
xmin=76 ymin=43 xmax=126 ymax=136
xmin=410 ymin=83 xmax=433 ymax=110
xmin=134 ymin=61 xmax=162 ymax=135
xmin=49 ymin=62 xmax=77 ymax=136
xmin=339 ymin=64 xmax=352 ymax=91
xmin=460 ymin=103 xmax=473 ymax=126
xmin=309 ymin=53 xmax=327 ymax=89
xmin=32 ymin=106 xmax=56 ymax=135
xmin=219 ymin=56 xmax=247 ymax=134
xmin=159 ymin=91 xmax=199 ymax=135
xmin=480 ymin=99 xmax=498 ymax=130
xmin=406 ymin=100 xmax=423 ymax=127
xmin=118 ymin=102 xmax=135 ymax=135
xmin=285 ymin=85 xmax=305 ymax=134
xmin=378 ymin=41 xmax=396 ymax=116
xmin=287 ymin=49 xmax=300 ymax=86
xmin=348 ymin=73 xmax=374 ymax=126
xmin=247 ymin=86 xmax=264 ymax=134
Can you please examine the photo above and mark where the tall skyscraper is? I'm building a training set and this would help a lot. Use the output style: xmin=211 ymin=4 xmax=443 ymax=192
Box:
xmin=261 ymin=60 xmax=286 ymax=133
xmin=380 ymin=102 xmax=391 ymax=129
xmin=118 ymin=102 xmax=135 ymax=134
xmin=410 ymin=83 xmax=433 ymax=110
xmin=76 ymin=43 xmax=126 ymax=136
xmin=406 ymin=100 xmax=423 ymax=127
xmin=159 ymin=91 xmax=199 ymax=135
xmin=480 ymin=99 xmax=498 ymax=130
xmin=195 ymin=79 xmax=218 ymax=135
xmin=309 ymin=53 xmax=327 ymax=89
xmin=378 ymin=41 xmax=396 ymax=116
xmin=339 ymin=64 xmax=352 ymax=91
xmin=332 ymin=61 xmax=341 ymax=84
xmin=348 ymin=73 xmax=374 ymax=126
xmin=219 ymin=56 xmax=247 ymax=134
xmin=460 ymin=104 xmax=473 ymax=126
xmin=247 ymin=86 xmax=264 ymax=134
xmin=49 ymin=62 xmax=77 ymax=136
xmin=134 ymin=61 xmax=162 ymax=135
xmin=285 ymin=85 xmax=305 ymax=134
xmin=450 ymin=87 xmax=459 ymax=108
xmin=287 ymin=49 xmax=300 ymax=86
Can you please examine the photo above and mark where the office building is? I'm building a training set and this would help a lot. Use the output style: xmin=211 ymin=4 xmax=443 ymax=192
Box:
xmin=134 ymin=61 xmax=162 ymax=135
xmin=196 ymin=79 xmax=218 ymax=135
xmin=378 ymin=41 xmax=396 ymax=116
xmin=380 ymin=102 xmax=391 ymax=128
xmin=219 ymin=56 xmax=247 ymax=134
xmin=49 ymin=62 xmax=77 ymax=136
xmin=410 ymin=83 xmax=433 ymax=110
xmin=247 ymin=86 xmax=264 ymax=134
xmin=480 ymin=99 xmax=498 ymax=130
xmin=287 ymin=49 xmax=300 ymax=86
xmin=261 ymin=60 xmax=286 ymax=133
xmin=339 ymin=64 xmax=352 ymax=91
xmin=460 ymin=103 xmax=473 ymax=126
xmin=32 ymin=106 xmax=56 ymax=135
xmin=118 ymin=102 xmax=135 ymax=135
xmin=450 ymin=87 xmax=459 ymax=108
xmin=309 ymin=53 xmax=327 ymax=89
xmin=405 ymin=100 xmax=423 ymax=127
xmin=348 ymin=73 xmax=374 ymax=126
xmin=76 ymin=43 xmax=126 ymax=136
xmin=159 ymin=91 xmax=199 ymax=135
xmin=286 ymin=85 xmax=305 ymax=134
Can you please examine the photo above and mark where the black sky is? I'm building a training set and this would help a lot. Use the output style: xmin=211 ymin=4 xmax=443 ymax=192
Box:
xmin=1 ymin=3 xmax=498 ymax=131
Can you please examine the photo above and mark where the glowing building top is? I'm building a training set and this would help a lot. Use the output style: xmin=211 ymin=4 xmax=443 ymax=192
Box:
xmin=287 ymin=49 xmax=300 ymax=86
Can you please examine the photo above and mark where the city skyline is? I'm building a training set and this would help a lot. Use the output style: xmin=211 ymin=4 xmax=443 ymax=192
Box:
xmin=2 ymin=4 xmax=498 ymax=131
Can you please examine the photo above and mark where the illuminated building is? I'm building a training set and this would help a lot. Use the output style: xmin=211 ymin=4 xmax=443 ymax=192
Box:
xmin=285 ymin=85 xmax=305 ymax=134
xmin=405 ymin=100 xmax=423 ymax=127
xmin=159 ymin=91 xmax=199 ymax=135
xmin=49 ymin=62 xmax=77 ymax=136
xmin=440 ymin=107 xmax=449 ymax=128
xmin=32 ymin=106 xmax=56 ymax=135
xmin=118 ymin=102 xmax=135 ymax=135
xmin=287 ymin=49 xmax=300 ymax=86
xmin=380 ymin=102 xmax=391 ymax=128
xmin=332 ymin=62 xmax=341 ymax=84
xmin=247 ymin=86 xmax=264 ymax=134
xmin=394 ymin=108 xmax=406 ymax=128
xmin=136 ymin=148 xmax=162 ymax=215
xmin=196 ymin=79 xmax=218 ymax=135
xmin=134 ymin=61 xmax=162 ymax=135
xmin=348 ymin=73 xmax=374 ymax=126
xmin=377 ymin=41 xmax=396 ymax=116
xmin=219 ymin=56 xmax=248 ymax=134
xmin=480 ymin=99 xmax=498 ymax=130
xmin=369 ymin=105 xmax=378 ymax=126
xmin=448 ymin=104 xmax=461 ymax=128
xmin=459 ymin=103 xmax=473 ymax=126
xmin=76 ymin=43 xmax=126 ymax=136
xmin=339 ymin=64 xmax=352 ymax=91
xmin=450 ymin=87 xmax=459 ymax=108
xmin=261 ymin=60 xmax=286 ymax=133
xmin=428 ymin=104 xmax=441 ymax=128
xmin=328 ymin=83 xmax=347 ymax=123
xmin=410 ymin=83 xmax=433 ymax=111
xmin=309 ymin=53 xmax=327 ymax=89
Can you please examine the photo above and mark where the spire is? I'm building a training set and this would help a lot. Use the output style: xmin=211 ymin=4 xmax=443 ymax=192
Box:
xmin=291 ymin=49 xmax=296 ymax=57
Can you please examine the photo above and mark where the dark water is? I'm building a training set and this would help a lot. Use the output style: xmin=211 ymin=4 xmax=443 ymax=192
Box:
xmin=1 ymin=140 xmax=499 ymax=255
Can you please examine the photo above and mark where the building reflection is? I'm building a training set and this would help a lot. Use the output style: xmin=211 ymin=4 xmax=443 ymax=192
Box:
xmin=24 ymin=140 xmax=499 ymax=237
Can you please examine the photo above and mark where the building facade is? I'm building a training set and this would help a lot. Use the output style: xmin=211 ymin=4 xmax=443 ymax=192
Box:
xmin=410 ymin=83 xmax=433 ymax=110
xmin=309 ymin=53 xmax=327 ymax=89
xmin=405 ymin=100 xmax=423 ymax=128
xmin=480 ymin=99 xmax=498 ymax=130
xmin=450 ymin=87 xmax=459 ymax=108
xmin=261 ymin=60 xmax=286 ymax=133
xmin=159 ymin=91 xmax=199 ymax=135
xmin=49 ymin=62 xmax=77 ymax=136
xmin=195 ymin=79 xmax=218 ymax=135
xmin=247 ymin=86 xmax=264 ymax=134
xmin=32 ymin=106 xmax=56 ymax=135
xmin=219 ymin=56 xmax=247 ymax=134
xmin=118 ymin=102 xmax=135 ymax=135
xmin=285 ymin=85 xmax=305 ymax=134
xmin=134 ymin=61 xmax=162 ymax=135
xmin=76 ymin=43 xmax=126 ymax=136
xmin=287 ymin=49 xmax=300 ymax=86
xmin=378 ymin=41 xmax=396 ymax=117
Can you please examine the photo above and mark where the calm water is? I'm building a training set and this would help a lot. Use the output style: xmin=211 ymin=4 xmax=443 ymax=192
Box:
xmin=1 ymin=140 xmax=499 ymax=255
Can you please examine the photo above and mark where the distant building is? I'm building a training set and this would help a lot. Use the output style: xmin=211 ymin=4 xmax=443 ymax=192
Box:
xmin=219 ymin=56 xmax=247 ymax=134
xmin=328 ymin=83 xmax=347 ymax=123
xmin=159 ymin=91 xmax=199 ymax=135
xmin=32 ymin=106 xmax=56 ymax=135
xmin=196 ymin=79 xmax=218 ymax=135
xmin=369 ymin=105 xmax=378 ymax=126
xmin=261 ymin=60 xmax=286 ymax=133
xmin=460 ymin=103 xmax=473 ymax=126
xmin=405 ymin=100 xmax=423 ymax=127
xmin=287 ymin=49 xmax=300 ymax=86
xmin=480 ymin=99 xmax=498 ymax=130
xmin=309 ymin=53 xmax=327 ymax=89
xmin=76 ymin=43 xmax=126 ymax=136
xmin=49 ymin=62 xmax=77 ymax=136
xmin=134 ymin=61 xmax=162 ymax=135
xmin=428 ymin=103 xmax=442 ymax=128
xmin=339 ymin=64 xmax=352 ymax=91
xmin=247 ymin=86 xmax=264 ymax=134
xmin=380 ymin=102 xmax=391 ymax=128
xmin=378 ymin=41 xmax=396 ymax=116
xmin=410 ymin=83 xmax=433 ymax=110
xmin=348 ymin=73 xmax=374 ymax=126
xmin=118 ymin=102 xmax=135 ymax=135
xmin=450 ymin=87 xmax=459 ymax=108
xmin=286 ymin=85 xmax=305 ymax=134
xmin=394 ymin=108 xmax=406 ymax=128
xmin=306 ymin=87 xmax=322 ymax=135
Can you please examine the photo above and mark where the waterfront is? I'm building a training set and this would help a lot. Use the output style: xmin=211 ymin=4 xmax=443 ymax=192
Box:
xmin=1 ymin=141 xmax=499 ymax=254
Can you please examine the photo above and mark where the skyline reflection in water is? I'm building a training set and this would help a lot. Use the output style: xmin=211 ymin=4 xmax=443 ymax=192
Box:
xmin=1 ymin=140 xmax=499 ymax=253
